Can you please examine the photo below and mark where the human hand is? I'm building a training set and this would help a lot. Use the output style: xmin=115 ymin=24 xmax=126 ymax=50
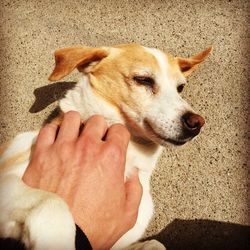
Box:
xmin=22 ymin=111 xmax=143 ymax=250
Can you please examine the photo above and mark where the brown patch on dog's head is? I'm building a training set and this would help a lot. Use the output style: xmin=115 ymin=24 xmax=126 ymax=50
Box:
xmin=48 ymin=47 xmax=109 ymax=81
xmin=88 ymin=44 xmax=160 ymax=107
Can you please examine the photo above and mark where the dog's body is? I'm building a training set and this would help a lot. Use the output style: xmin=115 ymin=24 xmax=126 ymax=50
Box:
xmin=0 ymin=44 xmax=211 ymax=249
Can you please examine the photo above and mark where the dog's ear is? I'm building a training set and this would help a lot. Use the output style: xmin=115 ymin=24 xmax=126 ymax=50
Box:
xmin=48 ymin=47 xmax=109 ymax=81
xmin=176 ymin=47 xmax=213 ymax=77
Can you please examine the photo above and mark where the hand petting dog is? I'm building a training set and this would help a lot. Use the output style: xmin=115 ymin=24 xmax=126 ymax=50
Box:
xmin=23 ymin=111 xmax=143 ymax=250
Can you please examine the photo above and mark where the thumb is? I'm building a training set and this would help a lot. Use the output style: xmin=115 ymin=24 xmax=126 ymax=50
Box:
xmin=125 ymin=168 xmax=143 ymax=216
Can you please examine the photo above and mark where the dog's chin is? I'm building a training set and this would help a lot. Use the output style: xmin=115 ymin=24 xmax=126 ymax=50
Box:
xmin=152 ymin=135 xmax=189 ymax=146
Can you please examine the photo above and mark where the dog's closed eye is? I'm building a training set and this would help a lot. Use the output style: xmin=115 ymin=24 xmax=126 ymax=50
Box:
xmin=133 ymin=76 xmax=155 ymax=86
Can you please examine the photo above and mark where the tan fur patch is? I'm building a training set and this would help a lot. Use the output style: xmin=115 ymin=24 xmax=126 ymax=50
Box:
xmin=0 ymin=141 xmax=11 ymax=157
xmin=49 ymin=47 xmax=109 ymax=81
xmin=51 ymin=112 xmax=64 ymax=126
xmin=89 ymin=44 xmax=159 ymax=109
xmin=175 ymin=46 xmax=213 ymax=77
xmin=0 ymin=149 xmax=31 ymax=172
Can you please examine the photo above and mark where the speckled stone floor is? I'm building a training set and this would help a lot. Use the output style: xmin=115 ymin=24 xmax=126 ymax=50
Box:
xmin=0 ymin=0 xmax=249 ymax=249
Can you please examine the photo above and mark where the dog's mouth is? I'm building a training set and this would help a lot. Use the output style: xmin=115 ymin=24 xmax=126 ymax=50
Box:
xmin=144 ymin=120 xmax=189 ymax=146
xmin=158 ymin=137 xmax=187 ymax=146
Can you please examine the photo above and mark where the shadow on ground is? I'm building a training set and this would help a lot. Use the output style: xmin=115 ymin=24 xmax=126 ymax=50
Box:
xmin=145 ymin=219 xmax=250 ymax=250
xmin=29 ymin=81 xmax=76 ymax=113
xmin=1 ymin=219 xmax=249 ymax=250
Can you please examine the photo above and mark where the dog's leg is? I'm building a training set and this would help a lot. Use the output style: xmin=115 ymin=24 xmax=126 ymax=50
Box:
xmin=0 ymin=175 xmax=76 ymax=250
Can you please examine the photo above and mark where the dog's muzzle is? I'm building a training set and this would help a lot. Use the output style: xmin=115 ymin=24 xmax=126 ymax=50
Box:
xmin=143 ymin=112 xmax=205 ymax=146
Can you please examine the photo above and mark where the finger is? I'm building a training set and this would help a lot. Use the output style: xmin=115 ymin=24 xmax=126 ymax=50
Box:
xmin=125 ymin=168 xmax=143 ymax=216
xmin=35 ymin=123 xmax=58 ymax=150
xmin=105 ymin=124 xmax=130 ymax=152
xmin=56 ymin=111 xmax=81 ymax=142
xmin=80 ymin=115 xmax=108 ymax=142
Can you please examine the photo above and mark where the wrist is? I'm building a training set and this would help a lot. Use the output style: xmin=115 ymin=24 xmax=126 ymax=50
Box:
xmin=76 ymin=222 xmax=113 ymax=250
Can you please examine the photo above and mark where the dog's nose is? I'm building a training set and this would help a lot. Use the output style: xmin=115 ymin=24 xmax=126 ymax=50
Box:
xmin=182 ymin=112 xmax=205 ymax=135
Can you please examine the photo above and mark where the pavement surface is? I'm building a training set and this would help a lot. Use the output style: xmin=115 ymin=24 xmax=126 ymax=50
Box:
xmin=0 ymin=1 xmax=249 ymax=249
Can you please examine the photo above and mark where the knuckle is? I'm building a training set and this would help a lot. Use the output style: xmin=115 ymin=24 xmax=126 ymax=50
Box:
xmin=110 ymin=123 xmax=123 ymax=131
xmin=111 ymin=124 xmax=130 ymax=139
xmin=84 ymin=134 xmax=96 ymax=146
xmin=37 ymin=124 xmax=57 ymax=142
xmin=106 ymin=143 xmax=123 ymax=161
xmin=121 ymin=126 xmax=131 ymax=139
xmin=79 ymin=134 xmax=97 ymax=151
xmin=41 ymin=123 xmax=56 ymax=134
xmin=57 ymin=141 xmax=73 ymax=156
xmin=88 ymin=115 xmax=105 ymax=124
xmin=65 ymin=111 xmax=80 ymax=120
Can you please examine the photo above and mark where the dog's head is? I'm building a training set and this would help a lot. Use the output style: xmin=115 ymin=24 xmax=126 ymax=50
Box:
xmin=49 ymin=44 xmax=212 ymax=146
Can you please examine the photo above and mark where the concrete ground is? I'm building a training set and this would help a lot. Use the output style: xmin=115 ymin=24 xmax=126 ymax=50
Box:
xmin=0 ymin=0 xmax=249 ymax=249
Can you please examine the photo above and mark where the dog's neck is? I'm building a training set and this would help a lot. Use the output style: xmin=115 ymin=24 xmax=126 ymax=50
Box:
xmin=59 ymin=75 xmax=162 ymax=161
xmin=60 ymin=75 xmax=123 ymax=125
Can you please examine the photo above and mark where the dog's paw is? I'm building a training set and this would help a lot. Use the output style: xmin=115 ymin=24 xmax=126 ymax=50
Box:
xmin=123 ymin=239 xmax=166 ymax=250
xmin=24 ymin=195 xmax=76 ymax=250
xmin=0 ymin=175 xmax=76 ymax=250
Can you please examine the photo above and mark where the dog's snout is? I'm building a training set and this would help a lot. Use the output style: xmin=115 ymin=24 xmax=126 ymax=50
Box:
xmin=182 ymin=112 xmax=205 ymax=135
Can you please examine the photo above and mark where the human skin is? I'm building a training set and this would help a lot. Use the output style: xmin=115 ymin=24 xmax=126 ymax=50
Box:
xmin=22 ymin=111 xmax=143 ymax=250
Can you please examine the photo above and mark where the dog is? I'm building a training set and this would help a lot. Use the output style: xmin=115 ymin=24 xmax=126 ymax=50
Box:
xmin=0 ymin=44 xmax=212 ymax=250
